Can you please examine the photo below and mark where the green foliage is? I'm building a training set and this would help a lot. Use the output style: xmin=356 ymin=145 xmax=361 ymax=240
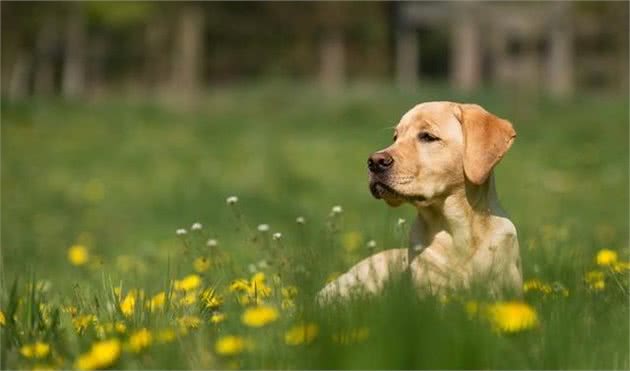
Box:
xmin=86 ymin=2 xmax=155 ymax=28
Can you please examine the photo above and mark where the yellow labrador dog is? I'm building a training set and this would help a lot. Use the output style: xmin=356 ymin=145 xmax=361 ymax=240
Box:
xmin=319 ymin=101 xmax=522 ymax=301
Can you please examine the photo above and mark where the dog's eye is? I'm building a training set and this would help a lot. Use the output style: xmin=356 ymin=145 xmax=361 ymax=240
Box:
xmin=392 ymin=134 xmax=398 ymax=142
xmin=418 ymin=132 xmax=439 ymax=142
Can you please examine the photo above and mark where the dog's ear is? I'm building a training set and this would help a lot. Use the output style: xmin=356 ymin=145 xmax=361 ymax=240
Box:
xmin=456 ymin=104 xmax=516 ymax=185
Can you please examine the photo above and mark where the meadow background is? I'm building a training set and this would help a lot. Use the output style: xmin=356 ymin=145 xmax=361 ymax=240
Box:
xmin=1 ymin=1 xmax=629 ymax=370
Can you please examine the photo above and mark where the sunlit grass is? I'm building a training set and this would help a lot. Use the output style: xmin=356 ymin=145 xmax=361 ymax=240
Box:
xmin=1 ymin=83 xmax=628 ymax=369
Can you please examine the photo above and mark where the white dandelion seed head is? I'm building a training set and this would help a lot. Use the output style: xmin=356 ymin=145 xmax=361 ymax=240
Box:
xmin=296 ymin=216 xmax=306 ymax=224
xmin=176 ymin=228 xmax=187 ymax=236
xmin=257 ymin=224 xmax=270 ymax=232
xmin=272 ymin=232 xmax=282 ymax=240
xmin=206 ymin=239 xmax=218 ymax=247
xmin=191 ymin=222 xmax=202 ymax=231
xmin=367 ymin=240 xmax=377 ymax=248
xmin=226 ymin=196 xmax=239 ymax=205
xmin=397 ymin=218 xmax=406 ymax=226
xmin=331 ymin=205 xmax=343 ymax=214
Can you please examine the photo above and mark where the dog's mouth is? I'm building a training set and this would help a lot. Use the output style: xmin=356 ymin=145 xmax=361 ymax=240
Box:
xmin=369 ymin=180 xmax=426 ymax=203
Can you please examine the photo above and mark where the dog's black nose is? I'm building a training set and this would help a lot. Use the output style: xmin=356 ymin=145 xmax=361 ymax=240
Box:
xmin=368 ymin=152 xmax=394 ymax=173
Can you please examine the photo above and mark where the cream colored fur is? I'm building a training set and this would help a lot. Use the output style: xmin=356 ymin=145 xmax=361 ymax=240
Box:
xmin=318 ymin=102 xmax=522 ymax=302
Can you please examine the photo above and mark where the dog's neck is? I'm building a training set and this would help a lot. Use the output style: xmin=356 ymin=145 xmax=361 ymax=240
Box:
xmin=415 ymin=174 xmax=498 ymax=260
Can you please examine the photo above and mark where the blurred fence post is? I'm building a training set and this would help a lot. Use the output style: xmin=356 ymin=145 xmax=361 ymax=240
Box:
xmin=547 ymin=2 xmax=574 ymax=98
xmin=396 ymin=26 xmax=418 ymax=90
xmin=8 ymin=50 xmax=32 ymax=101
xmin=34 ymin=16 xmax=58 ymax=96
xmin=319 ymin=28 xmax=345 ymax=92
xmin=450 ymin=2 xmax=481 ymax=92
xmin=62 ymin=4 xmax=87 ymax=99
xmin=170 ymin=4 xmax=205 ymax=98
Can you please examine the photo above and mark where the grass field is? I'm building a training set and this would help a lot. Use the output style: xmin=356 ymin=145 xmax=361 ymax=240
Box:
xmin=1 ymin=83 xmax=629 ymax=369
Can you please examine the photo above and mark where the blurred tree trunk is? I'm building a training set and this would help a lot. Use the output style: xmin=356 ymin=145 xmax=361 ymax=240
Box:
xmin=318 ymin=2 xmax=346 ymax=91
xmin=62 ymin=4 xmax=87 ymax=99
xmin=144 ymin=14 xmax=170 ymax=92
xmin=450 ymin=2 xmax=481 ymax=92
xmin=547 ymin=2 xmax=573 ymax=97
xmin=395 ymin=27 xmax=418 ymax=90
xmin=170 ymin=4 xmax=205 ymax=97
xmin=87 ymin=33 xmax=108 ymax=97
xmin=8 ymin=49 xmax=32 ymax=100
xmin=34 ymin=16 xmax=58 ymax=96
xmin=319 ymin=28 xmax=345 ymax=91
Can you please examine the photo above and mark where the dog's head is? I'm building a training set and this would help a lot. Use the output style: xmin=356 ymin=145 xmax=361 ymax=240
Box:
xmin=368 ymin=102 xmax=515 ymax=207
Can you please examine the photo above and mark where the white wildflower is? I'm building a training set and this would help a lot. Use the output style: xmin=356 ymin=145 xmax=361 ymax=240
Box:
xmin=176 ymin=228 xmax=187 ymax=236
xmin=272 ymin=232 xmax=282 ymax=241
xmin=206 ymin=239 xmax=218 ymax=247
xmin=397 ymin=218 xmax=406 ymax=226
xmin=296 ymin=216 xmax=306 ymax=224
xmin=226 ymin=196 xmax=239 ymax=205
xmin=191 ymin=222 xmax=202 ymax=231
xmin=331 ymin=205 xmax=343 ymax=214
xmin=257 ymin=224 xmax=270 ymax=232
xmin=367 ymin=240 xmax=377 ymax=248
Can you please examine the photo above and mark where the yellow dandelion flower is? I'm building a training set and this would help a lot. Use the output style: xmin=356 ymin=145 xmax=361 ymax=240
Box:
xmin=486 ymin=301 xmax=538 ymax=333
xmin=157 ymin=329 xmax=176 ymax=343
xmin=174 ymin=274 xmax=201 ymax=291
xmin=596 ymin=249 xmax=618 ymax=266
xmin=229 ymin=279 xmax=250 ymax=292
xmin=332 ymin=327 xmax=370 ymax=345
xmin=193 ymin=257 xmax=211 ymax=273
xmin=62 ymin=305 xmax=78 ymax=316
xmin=38 ymin=303 xmax=52 ymax=327
xmin=585 ymin=270 xmax=606 ymax=291
xmin=523 ymin=279 xmax=553 ymax=295
xmin=178 ymin=315 xmax=201 ymax=329
xmin=237 ymin=294 xmax=252 ymax=306
xmin=210 ymin=312 xmax=226 ymax=324
xmin=74 ymin=339 xmax=121 ymax=370
xmin=98 ymin=322 xmax=125 ymax=338
xmin=120 ymin=293 xmax=136 ymax=317
xmin=67 ymin=245 xmax=89 ymax=266
xmin=342 ymin=231 xmax=363 ymax=253
xmin=281 ymin=286 xmax=298 ymax=299
xmin=241 ymin=305 xmax=279 ymax=327
xmin=230 ymin=274 xmax=272 ymax=304
xmin=0 ymin=310 xmax=5 ymax=326
xmin=613 ymin=261 xmax=630 ymax=273
xmin=202 ymin=288 xmax=223 ymax=309
xmin=127 ymin=328 xmax=152 ymax=353
xmin=285 ymin=323 xmax=319 ymax=345
xmin=20 ymin=342 xmax=50 ymax=359
xmin=281 ymin=298 xmax=295 ymax=310
xmin=72 ymin=314 xmax=96 ymax=333
xmin=114 ymin=321 xmax=127 ymax=334
xmin=179 ymin=292 xmax=197 ymax=306
xmin=215 ymin=336 xmax=245 ymax=356
xmin=250 ymin=272 xmax=272 ymax=298
xmin=148 ymin=292 xmax=166 ymax=312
